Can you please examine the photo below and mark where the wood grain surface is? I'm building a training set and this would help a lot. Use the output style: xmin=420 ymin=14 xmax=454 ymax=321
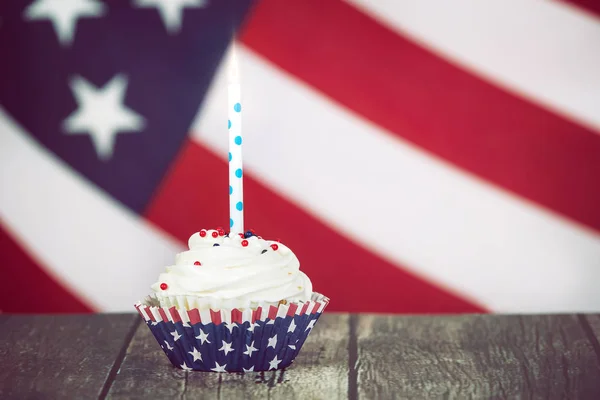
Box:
xmin=355 ymin=314 xmax=600 ymax=399
xmin=107 ymin=313 xmax=349 ymax=399
xmin=3 ymin=313 xmax=600 ymax=399
xmin=0 ymin=314 xmax=139 ymax=400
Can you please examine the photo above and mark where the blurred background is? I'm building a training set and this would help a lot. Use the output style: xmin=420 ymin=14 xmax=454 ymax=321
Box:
xmin=1 ymin=0 xmax=599 ymax=314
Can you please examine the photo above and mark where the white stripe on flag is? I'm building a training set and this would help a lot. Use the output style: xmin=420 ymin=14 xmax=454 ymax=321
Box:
xmin=192 ymin=46 xmax=600 ymax=313
xmin=0 ymin=107 xmax=183 ymax=311
xmin=345 ymin=0 xmax=600 ymax=134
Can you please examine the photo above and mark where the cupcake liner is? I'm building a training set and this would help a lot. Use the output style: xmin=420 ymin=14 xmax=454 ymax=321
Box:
xmin=134 ymin=292 xmax=329 ymax=372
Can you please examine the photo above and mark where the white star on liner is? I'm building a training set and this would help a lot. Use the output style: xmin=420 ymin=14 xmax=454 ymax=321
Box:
xmin=180 ymin=363 xmax=193 ymax=371
xmin=63 ymin=74 xmax=145 ymax=160
xmin=23 ymin=0 xmax=106 ymax=46
xmin=267 ymin=335 xmax=277 ymax=349
xmin=224 ymin=322 xmax=238 ymax=334
xmin=170 ymin=330 xmax=182 ymax=341
xmin=242 ymin=366 xmax=255 ymax=373
xmin=243 ymin=342 xmax=258 ymax=357
xmin=188 ymin=347 xmax=202 ymax=362
xmin=133 ymin=0 xmax=207 ymax=34
xmin=151 ymin=321 xmax=160 ymax=326
xmin=211 ymin=361 xmax=227 ymax=373
xmin=164 ymin=341 xmax=173 ymax=350
xmin=305 ymin=320 xmax=316 ymax=331
xmin=195 ymin=329 xmax=210 ymax=345
xmin=247 ymin=322 xmax=260 ymax=333
xmin=287 ymin=320 xmax=297 ymax=333
xmin=288 ymin=344 xmax=296 ymax=350
xmin=268 ymin=355 xmax=282 ymax=370
xmin=266 ymin=319 xmax=275 ymax=325
xmin=219 ymin=340 xmax=234 ymax=356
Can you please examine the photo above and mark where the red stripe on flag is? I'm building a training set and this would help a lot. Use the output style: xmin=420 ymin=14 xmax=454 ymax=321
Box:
xmin=561 ymin=0 xmax=600 ymax=17
xmin=268 ymin=305 xmax=278 ymax=320
xmin=299 ymin=302 xmax=310 ymax=316
xmin=0 ymin=223 xmax=93 ymax=313
xmin=240 ymin=0 xmax=600 ymax=233
xmin=252 ymin=307 xmax=262 ymax=323
xmin=145 ymin=140 xmax=485 ymax=314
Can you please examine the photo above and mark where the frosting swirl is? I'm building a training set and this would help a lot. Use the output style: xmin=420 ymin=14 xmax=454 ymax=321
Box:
xmin=151 ymin=230 xmax=312 ymax=307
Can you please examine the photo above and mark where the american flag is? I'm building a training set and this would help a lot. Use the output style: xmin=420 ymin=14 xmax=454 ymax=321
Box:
xmin=1 ymin=0 xmax=599 ymax=314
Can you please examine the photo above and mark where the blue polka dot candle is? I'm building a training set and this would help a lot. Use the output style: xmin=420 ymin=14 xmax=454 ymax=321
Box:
xmin=228 ymin=45 xmax=244 ymax=234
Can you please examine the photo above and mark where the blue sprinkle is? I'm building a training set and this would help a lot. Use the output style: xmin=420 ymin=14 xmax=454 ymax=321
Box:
xmin=236 ymin=201 xmax=243 ymax=211
xmin=234 ymin=103 xmax=241 ymax=112
xmin=228 ymin=119 xmax=231 ymax=129
xmin=228 ymin=152 xmax=232 ymax=162
xmin=235 ymin=168 xmax=243 ymax=178
xmin=213 ymin=243 xmax=220 ymax=247
xmin=230 ymin=218 xmax=234 ymax=227
xmin=234 ymin=136 xmax=242 ymax=145
xmin=244 ymin=230 xmax=254 ymax=238
xmin=229 ymin=185 xmax=232 ymax=195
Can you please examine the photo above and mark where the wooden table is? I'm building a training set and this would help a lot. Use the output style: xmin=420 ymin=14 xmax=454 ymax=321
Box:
xmin=2 ymin=313 xmax=600 ymax=399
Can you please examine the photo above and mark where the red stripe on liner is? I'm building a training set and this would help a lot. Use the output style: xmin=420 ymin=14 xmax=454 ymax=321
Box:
xmin=0 ymin=223 xmax=94 ymax=313
xmin=299 ymin=302 xmax=310 ymax=316
xmin=145 ymin=140 xmax=485 ymax=314
xmin=134 ymin=304 xmax=145 ymax=319
xmin=268 ymin=305 xmax=278 ymax=320
xmin=252 ymin=307 xmax=262 ymax=323
xmin=241 ymin=0 xmax=600 ymax=233
xmin=144 ymin=306 xmax=155 ymax=322
xmin=210 ymin=309 xmax=222 ymax=325
xmin=311 ymin=302 xmax=321 ymax=315
xmin=287 ymin=303 xmax=298 ymax=316
xmin=169 ymin=306 xmax=182 ymax=323
xmin=158 ymin=308 xmax=169 ymax=323
xmin=231 ymin=308 xmax=243 ymax=324
xmin=188 ymin=309 xmax=201 ymax=325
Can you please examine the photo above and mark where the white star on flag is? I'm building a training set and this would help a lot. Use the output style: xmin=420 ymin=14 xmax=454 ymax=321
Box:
xmin=211 ymin=361 xmax=227 ymax=372
xmin=219 ymin=340 xmax=234 ymax=356
xmin=242 ymin=366 xmax=255 ymax=373
xmin=247 ymin=322 xmax=260 ymax=332
xmin=243 ymin=341 xmax=258 ymax=357
xmin=288 ymin=344 xmax=296 ymax=350
xmin=63 ymin=74 xmax=145 ymax=160
xmin=151 ymin=321 xmax=160 ymax=326
xmin=287 ymin=319 xmax=297 ymax=333
xmin=266 ymin=319 xmax=275 ymax=325
xmin=268 ymin=355 xmax=282 ymax=370
xmin=195 ymin=329 xmax=210 ymax=344
xmin=164 ymin=340 xmax=173 ymax=351
xmin=23 ymin=0 xmax=106 ymax=46
xmin=305 ymin=320 xmax=316 ymax=331
xmin=170 ymin=330 xmax=182 ymax=341
xmin=267 ymin=335 xmax=277 ymax=349
xmin=224 ymin=322 xmax=238 ymax=334
xmin=188 ymin=347 xmax=202 ymax=362
xmin=133 ymin=0 xmax=207 ymax=34
xmin=180 ymin=363 xmax=193 ymax=371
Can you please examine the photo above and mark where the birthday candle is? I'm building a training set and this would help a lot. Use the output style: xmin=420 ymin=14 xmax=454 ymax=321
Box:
xmin=228 ymin=45 xmax=244 ymax=234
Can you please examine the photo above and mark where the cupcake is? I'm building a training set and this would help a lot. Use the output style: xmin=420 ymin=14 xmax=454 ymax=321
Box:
xmin=135 ymin=229 xmax=329 ymax=372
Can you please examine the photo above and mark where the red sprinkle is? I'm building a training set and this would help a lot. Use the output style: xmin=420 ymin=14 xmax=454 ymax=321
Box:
xmin=241 ymin=239 xmax=249 ymax=247
xmin=160 ymin=283 xmax=168 ymax=290
xmin=275 ymin=238 xmax=282 ymax=243
xmin=239 ymin=233 xmax=244 ymax=238
xmin=194 ymin=261 xmax=201 ymax=266
xmin=211 ymin=231 xmax=218 ymax=238
xmin=199 ymin=230 xmax=206 ymax=237
xmin=270 ymin=243 xmax=279 ymax=251
xmin=217 ymin=229 xmax=225 ymax=236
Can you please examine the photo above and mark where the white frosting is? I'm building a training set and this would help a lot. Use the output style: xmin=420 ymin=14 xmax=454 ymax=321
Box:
xmin=151 ymin=230 xmax=312 ymax=307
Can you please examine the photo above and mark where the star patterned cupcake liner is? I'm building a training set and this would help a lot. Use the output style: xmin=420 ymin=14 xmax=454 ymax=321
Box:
xmin=134 ymin=292 xmax=329 ymax=372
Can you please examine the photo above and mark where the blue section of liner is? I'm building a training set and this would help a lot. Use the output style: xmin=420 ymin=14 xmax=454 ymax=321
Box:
xmin=143 ymin=312 xmax=324 ymax=372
